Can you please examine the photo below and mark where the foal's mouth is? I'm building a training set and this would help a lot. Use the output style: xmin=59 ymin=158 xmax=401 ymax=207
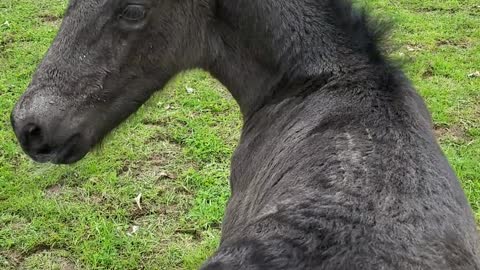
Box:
xmin=25 ymin=133 xmax=90 ymax=165
xmin=50 ymin=134 xmax=86 ymax=164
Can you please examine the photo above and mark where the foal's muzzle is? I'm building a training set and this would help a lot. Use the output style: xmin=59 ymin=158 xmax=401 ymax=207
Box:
xmin=11 ymin=97 xmax=91 ymax=164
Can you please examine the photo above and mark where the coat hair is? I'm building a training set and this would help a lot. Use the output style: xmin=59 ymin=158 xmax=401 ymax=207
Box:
xmin=11 ymin=0 xmax=479 ymax=268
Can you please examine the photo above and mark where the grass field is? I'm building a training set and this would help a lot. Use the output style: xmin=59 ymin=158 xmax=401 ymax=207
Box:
xmin=0 ymin=0 xmax=479 ymax=269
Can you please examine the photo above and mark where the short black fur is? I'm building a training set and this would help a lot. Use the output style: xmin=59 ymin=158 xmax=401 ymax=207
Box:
xmin=11 ymin=0 xmax=479 ymax=268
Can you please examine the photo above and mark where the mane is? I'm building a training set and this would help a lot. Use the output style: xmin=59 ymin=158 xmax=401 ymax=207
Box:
xmin=329 ymin=0 xmax=392 ymax=63
xmin=214 ymin=0 xmax=393 ymax=66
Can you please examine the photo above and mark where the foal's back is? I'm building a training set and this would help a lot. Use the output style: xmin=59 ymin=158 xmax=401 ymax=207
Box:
xmin=202 ymin=68 xmax=480 ymax=269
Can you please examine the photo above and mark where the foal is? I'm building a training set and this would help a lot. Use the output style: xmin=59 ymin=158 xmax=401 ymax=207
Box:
xmin=11 ymin=0 xmax=479 ymax=268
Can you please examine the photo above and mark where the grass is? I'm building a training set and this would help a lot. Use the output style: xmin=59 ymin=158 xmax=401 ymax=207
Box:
xmin=0 ymin=0 xmax=479 ymax=269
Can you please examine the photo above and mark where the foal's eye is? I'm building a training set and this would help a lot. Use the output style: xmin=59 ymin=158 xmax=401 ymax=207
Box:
xmin=120 ymin=4 xmax=147 ymax=21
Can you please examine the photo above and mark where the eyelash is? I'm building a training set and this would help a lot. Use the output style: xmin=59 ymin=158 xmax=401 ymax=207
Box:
xmin=119 ymin=4 xmax=147 ymax=21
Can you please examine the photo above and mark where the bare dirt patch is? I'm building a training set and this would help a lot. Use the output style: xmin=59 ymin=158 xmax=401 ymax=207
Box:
xmin=21 ymin=250 xmax=78 ymax=270
xmin=0 ymin=244 xmax=70 ymax=269
xmin=1 ymin=251 xmax=23 ymax=268
xmin=117 ymin=139 xmax=185 ymax=179
xmin=434 ymin=124 xmax=473 ymax=142
xmin=436 ymin=39 xmax=472 ymax=49
xmin=175 ymin=228 xmax=202 ymax=240
xmin=421 ymin=63 xmax=435 ymax=79
xmin=405 ymin=43 xmax=424 ymax=52
xmin=45 ymin=184 xmax=64 ymax=198
xmin=117 ymin=156 xmax=179 ymax=180
xmin=141 ymin=118 xmax=170 ymax=126
xmin=128 ymin=201 xmax=183 ymax=222
xmin=39 ymin=14 xmax=62 ymax=27
xmin=0 ymin=34 xmax=15 ymax=50
xmin=415 ymin=7 xmax=460 ymax=14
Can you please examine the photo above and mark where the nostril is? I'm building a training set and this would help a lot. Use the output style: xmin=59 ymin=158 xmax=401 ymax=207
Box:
xmin=28 ymin=125 xmax=42 ymax=138
xmin=20 ymin=123 xmax=52 ymax=156
xmin=16 ymin=122 xmax=57 ymax=162
xmin=22 ymin=123 xmax=43 ymax=145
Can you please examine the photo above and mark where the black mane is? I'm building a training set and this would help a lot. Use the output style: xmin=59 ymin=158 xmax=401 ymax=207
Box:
xmin=329 ymin=0 xmax=391 ymax=63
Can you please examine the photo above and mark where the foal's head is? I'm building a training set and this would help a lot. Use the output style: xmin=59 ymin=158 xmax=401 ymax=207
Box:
xmin=11 ymin=0 xmax=213 ymax=164
xmin=11 ymin=0 xmax=387 ymax=164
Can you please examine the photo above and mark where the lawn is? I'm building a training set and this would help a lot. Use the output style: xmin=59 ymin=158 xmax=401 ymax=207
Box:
xmin=0 ymin=0 xmax=479 ymax=269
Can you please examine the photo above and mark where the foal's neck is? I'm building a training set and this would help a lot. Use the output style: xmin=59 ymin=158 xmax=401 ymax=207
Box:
xmin=203 ymin=0 xmax=387 ymax=119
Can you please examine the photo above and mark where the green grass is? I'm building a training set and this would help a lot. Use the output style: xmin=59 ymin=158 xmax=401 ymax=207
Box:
xmin=0 ymin=0 xmax=479 ymax=269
